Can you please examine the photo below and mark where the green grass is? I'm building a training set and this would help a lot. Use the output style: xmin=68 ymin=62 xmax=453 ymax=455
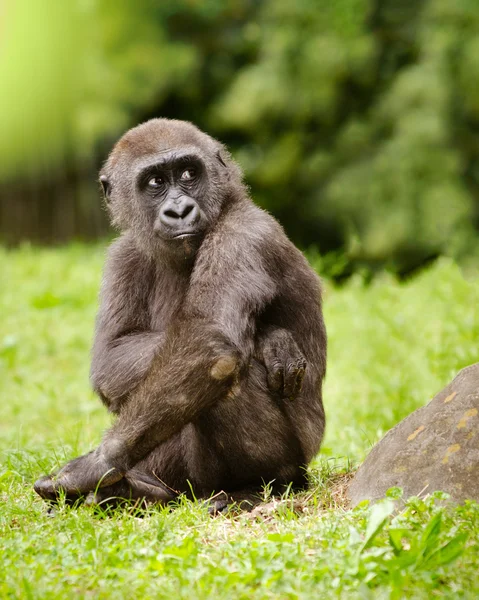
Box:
xmin=1 ymin=244 xmax=479 ymax=599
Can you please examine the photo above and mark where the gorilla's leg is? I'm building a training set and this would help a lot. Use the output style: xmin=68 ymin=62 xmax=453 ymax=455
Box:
xmin=34 ymin=349 xmax=312 ymax=508
xmin=85 ymin=360 xmax=309 ymax=510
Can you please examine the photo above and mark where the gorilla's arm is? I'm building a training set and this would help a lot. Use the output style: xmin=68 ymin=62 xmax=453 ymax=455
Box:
xmin=184 ymin=206 xmax=278 ymax=352
xmin=188 ymin=208 xmax=308 ymax=399
xmin=35 ymin=323 xmax=239 ymax=497
xmin=90 ymin=237 xmax=165 ymax=412
xmin=90 ymin=233 xmax=301 ymax=412
xmin=92 ymin=332 xmax=165 ymax=411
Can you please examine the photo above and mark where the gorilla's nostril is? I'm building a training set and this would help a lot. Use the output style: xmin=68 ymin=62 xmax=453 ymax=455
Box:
xmin=164 ymin=209 xmax=180 ymax=220
xmin=181 ymin=204 xmax=193 ymax=219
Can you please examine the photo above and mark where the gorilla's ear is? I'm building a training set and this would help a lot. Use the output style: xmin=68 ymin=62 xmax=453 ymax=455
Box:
xmin=99 ymin=175 xmax=111 ymax=202
xmin=216 ymin=150 xmax=227 ymax=168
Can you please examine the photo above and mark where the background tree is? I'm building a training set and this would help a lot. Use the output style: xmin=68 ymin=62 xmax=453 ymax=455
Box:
xmin=1 ymin=0 xmax=478 ymax=275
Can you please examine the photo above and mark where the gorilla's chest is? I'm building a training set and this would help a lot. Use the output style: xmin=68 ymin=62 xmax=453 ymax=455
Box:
xmin=148 ymin=270 xmax=190 ymax=331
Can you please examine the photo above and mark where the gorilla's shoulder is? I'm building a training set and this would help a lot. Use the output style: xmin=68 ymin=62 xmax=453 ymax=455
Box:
xmin=223 ymin=201 xmax=285 ymax=243
xmin=107 ymin=233 xmax=141 ymax=258
xmin=104 ymin=233 xmax=153 ymax=276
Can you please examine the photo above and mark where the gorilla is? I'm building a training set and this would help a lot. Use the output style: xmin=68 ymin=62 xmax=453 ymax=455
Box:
xmin=34 ymin=119 xmax=327 ymax=511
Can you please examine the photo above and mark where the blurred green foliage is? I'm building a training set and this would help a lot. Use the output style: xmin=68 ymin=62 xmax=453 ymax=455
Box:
xmin=1 ymin=0 xmax=479 ymax=273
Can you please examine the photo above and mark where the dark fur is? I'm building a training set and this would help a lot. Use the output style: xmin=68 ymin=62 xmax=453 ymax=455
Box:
xmin=34 ymin=119 xmax=327 ymax=508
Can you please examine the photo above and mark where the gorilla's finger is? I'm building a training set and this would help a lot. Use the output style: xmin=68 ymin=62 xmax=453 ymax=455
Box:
xmin=267 ymin=363 xmax=284 ymax=393
xmin=292 ymin=365 xmax=306 ymax=399
xmin=284 ymin=359 xmax=306 ymax=399
xmin=283 ymin=363 xmax=298 ymax=398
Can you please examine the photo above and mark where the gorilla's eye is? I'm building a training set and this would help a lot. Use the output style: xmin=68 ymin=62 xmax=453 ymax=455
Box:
xmin=148 ymin=176 xmax=164 ymax=189
xmin=180 ymin=168 xmax=196 ymax=181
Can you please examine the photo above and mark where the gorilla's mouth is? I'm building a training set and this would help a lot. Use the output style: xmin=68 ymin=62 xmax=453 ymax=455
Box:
xmin=155 ymin=229 xmax=203 ymax=242
xmin=171 ymin=232 xmax=201 ymax=240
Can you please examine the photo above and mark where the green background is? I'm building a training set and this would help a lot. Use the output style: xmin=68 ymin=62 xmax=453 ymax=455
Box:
xmin=1 ymin=0 xmax=479 ymax=275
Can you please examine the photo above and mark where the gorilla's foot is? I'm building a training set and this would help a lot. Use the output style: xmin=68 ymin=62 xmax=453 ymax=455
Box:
xmin=34 ymin=450 xmax=124 ymax=502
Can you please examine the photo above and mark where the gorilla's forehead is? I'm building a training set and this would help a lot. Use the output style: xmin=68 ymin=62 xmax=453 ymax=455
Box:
xmin=113 ymin=119 xmax=211 ymax=162
xmin=132 ymin=147 xmax=205 ymax=175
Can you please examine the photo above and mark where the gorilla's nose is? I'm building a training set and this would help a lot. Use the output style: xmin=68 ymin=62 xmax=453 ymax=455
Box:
xmin=159 ymin=197 xmax=199 ymax=228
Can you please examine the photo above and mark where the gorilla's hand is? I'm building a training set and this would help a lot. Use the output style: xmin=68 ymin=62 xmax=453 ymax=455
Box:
xmin=260 ymin=327 xmax=306 ymax=400
xmin=34 ymin=450 xmax=124 ymax=502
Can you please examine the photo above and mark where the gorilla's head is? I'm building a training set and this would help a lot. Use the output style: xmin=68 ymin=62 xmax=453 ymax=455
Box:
xmin=100 ymin=119 xmax=244 ymax=260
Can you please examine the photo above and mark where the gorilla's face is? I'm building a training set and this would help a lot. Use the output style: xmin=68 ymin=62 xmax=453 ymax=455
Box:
xmin=134 ymin=150 xmax=212 ymax=258
xmin=100 ymin=119 xmax=236 ymax=261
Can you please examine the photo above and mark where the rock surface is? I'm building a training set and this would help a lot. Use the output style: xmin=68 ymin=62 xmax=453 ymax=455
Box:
xmin=348 ymin=363 xmax=479 ymax=505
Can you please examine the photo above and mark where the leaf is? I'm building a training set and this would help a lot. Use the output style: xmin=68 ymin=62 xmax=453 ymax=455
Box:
xmin=388 ymin=528 xmax=413 ymax=554
xmin=424 ymin=533 xmax=468 ymax=568
xmin=349 ymin=526 xmax=362 ymax=546
xmin=360 ymin=500 xmax=395 ymax=552
xmin=385 ymin=486 xmax=403 ymax=500
xmin=420 ymin=512 xmax=442 ymax=559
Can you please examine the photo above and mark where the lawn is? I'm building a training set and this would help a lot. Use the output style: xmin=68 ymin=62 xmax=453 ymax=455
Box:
xmin=1 ymin=244 xmax=478 ymax=599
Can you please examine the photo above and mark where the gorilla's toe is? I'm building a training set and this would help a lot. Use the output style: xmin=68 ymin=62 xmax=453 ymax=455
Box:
xmin=33 ymin=475 xmax=57 ymax=500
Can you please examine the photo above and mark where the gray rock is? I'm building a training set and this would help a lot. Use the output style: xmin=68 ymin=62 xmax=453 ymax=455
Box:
xmin=348 ymin=363 xmax=479 ymax=505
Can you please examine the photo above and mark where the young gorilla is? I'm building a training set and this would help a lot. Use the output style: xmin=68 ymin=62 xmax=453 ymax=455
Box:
xmin=34 ymin=119 xmax=327 ymax=510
